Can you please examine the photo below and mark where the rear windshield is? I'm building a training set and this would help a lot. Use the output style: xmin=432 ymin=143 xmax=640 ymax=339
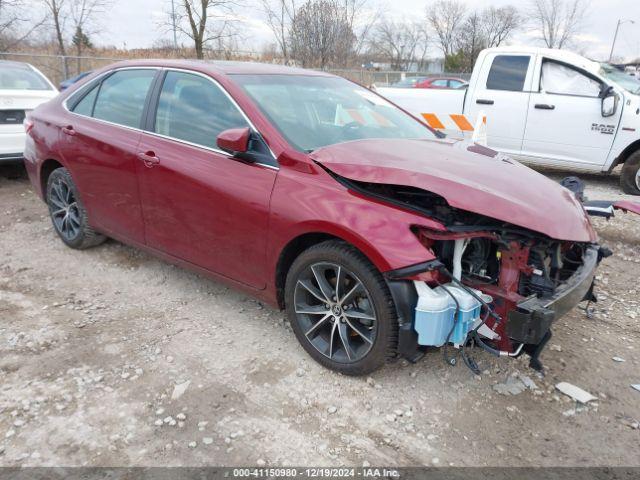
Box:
xmin=0 ymin=64 xmax=52 ymax=91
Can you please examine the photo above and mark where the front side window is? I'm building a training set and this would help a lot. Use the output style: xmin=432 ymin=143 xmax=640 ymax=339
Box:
xmin=486 ymin=55 xmax=530 ymax=92
xmin=92 ymin=69 xmax=156 ymax=128
xmin=0 ymin=64 xmax=53 ymax=90
xmin=154 ymin=71 xmax=249 ymax=149
xmin=234 ymin=74 xmax=437 ymax=152
xmin=541 ymin=61 xmax=602 ymax=97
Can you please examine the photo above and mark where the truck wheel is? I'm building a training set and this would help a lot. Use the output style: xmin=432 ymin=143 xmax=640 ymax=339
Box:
xmin=46 ymin=168 xmax=106 ymax=249
xmin=620 ymin=151 xmax=640 ymax=195
xmin=284 ymin=240 xmax=398 ymax=376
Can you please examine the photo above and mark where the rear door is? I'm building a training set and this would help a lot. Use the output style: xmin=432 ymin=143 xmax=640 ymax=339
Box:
xmin=136 ymin=70 xmax=277 ymax=288
xmin=59 ymin=68 xmax=158 ymax=243
xmin=465 ymin=53 xmax=534 ymax=155
xmin=522 ymin=58 xmax=622 ymax=169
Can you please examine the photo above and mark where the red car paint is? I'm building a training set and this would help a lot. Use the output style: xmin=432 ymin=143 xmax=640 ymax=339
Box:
xmin=311 ymin=138 xmax=597 ymax=243
xmin=613 ymin=200 xmax=640 ymax=216
xmin=23 ymin=60 xmax=598 ymax=352
xmin=414 ymin=77 xmax=467 ymax=89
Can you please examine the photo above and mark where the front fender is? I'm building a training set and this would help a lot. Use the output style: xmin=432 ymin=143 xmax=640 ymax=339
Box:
xmin=267 ymin=167 xmax=440 ymax=277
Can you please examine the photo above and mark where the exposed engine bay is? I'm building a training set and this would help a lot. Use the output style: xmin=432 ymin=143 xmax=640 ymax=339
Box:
xmin=337 ymin=175 xmax=620 ymax=373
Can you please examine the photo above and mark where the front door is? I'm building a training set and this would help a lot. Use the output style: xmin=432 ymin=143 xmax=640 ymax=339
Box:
xmin=136 ymin=70 xmax=277 ymax=288
xmin=522 ymin=59 xmax=622 ymax=169
xmin=465 ymin=53 xmax=534 ymax=155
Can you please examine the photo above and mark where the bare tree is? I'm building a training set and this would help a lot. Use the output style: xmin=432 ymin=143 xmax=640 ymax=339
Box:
xmin=426 ymin=0 xmax=466 ymax=57
xmin=40 ymin=0 xmax=67 ymax=56
xmin=368 ymin=18 xmax=428 ymax=71
xmin=259 ymin=0 xmax=296 ymax=63
xmin=39 ymin=0 xmax=69 ymax=75
xmin=289 ymin=0 xmax=356 ymax=68
xmin=343 ymin=0 xmax=380 ymax=59
xmin=482 ymin=5 xmax=520 ymax=47
xmin=453 ymin=6 xmax=521 ymax=71
xmin=260 ymin=0 xmax=373 ymax=66
xmin=456 ymin=12 xmax=485 ymax=72
xmin=529 ymin=0 xmax=589 ymax=48
xmin=169 ymin=0 xmax=242 ymax=59
xmin=69 ymin=0 xmax=111 ymax=72
xmin=1 ymin=0 xmax=45 ymax=50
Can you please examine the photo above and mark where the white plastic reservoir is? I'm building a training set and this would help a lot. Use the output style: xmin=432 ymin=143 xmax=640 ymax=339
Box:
xmin=413 ymin=281 xmax=482 ymax=346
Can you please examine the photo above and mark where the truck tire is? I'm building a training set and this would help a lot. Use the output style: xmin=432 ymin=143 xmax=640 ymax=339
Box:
xmin=284 ymin=240 xmax=398 ymax=376
xmin=620 ymin=150 xmax=640 ymax=195
xmin=46 ymin=168 xmax=107 ymax=249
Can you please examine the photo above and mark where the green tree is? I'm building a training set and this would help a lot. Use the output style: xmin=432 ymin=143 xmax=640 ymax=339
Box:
xmin=444 ymin=50 xmax=465 ymax=72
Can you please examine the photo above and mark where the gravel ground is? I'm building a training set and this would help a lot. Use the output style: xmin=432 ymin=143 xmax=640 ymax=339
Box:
xmin=0 ymin=164 xmax=638 ymax=467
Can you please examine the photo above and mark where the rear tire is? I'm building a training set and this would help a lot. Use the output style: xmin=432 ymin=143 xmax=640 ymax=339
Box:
xmin=620 ymin=150 xmax=640 ymax=195
xmin=46 ymin=168 xmax=106 ymax=249
xmin=284 ymin=240 xmax=398 ymax=376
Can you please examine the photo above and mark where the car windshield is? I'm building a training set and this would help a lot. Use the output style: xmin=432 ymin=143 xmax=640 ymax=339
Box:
xmin=0 ymin=64 xmax=52 ymax=91
xmin=233 ymin=75 xmax=437 ymax=152
xmin=599 ymin=63 xmax=640 ymax=95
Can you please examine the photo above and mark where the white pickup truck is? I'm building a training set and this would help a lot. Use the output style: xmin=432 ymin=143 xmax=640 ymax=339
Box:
xmin=377 ymin=46 xmax=640 ymax=195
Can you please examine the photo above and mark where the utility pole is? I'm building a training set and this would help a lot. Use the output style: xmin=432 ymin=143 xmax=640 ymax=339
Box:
xmin=609 ymin=19 xmax=635 ymax=62
xmin=171 ymin=0 xmax=178 ymax=49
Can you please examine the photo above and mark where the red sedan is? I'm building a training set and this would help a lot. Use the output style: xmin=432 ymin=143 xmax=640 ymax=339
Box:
xmin=415 ymin=77 xmax=468 ymax=89
xmin=24 ymin=60 xmax=602 ymax=375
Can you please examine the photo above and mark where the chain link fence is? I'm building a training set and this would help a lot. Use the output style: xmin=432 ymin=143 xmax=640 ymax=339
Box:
xmin=0 ymin=52 xmax=470 ymax=88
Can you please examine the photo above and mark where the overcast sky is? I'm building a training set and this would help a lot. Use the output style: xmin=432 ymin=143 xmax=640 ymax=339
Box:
xmin=93 ymin=0 xmax=640 ymax=62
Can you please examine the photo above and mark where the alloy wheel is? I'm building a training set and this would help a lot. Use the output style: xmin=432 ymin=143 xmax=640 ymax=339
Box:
xmin=293 ymin=262 xmax=377 ymax=363
xmin=49 ymin=177 xmax=81 ymax=241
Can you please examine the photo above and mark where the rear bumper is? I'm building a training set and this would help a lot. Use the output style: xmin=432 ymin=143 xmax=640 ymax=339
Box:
xmin=0 ymin=152 xmax=24 ymax=163
xmin=0 ymin=130 xmax=26 ymax=161
xmin=506 ymin=245 xmax=599 ymax=344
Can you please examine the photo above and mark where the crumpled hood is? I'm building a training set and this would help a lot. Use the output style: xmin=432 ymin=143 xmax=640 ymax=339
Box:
xmin=311 ymin=138 xmax=597 ymax=242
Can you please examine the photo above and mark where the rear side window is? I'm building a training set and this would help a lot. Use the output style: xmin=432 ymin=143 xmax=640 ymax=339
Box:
xmin=431 ymin=79 xmax=448 ymax=87
xmin=486 ymin=55 xmax=530 ymax=92
xmin=92 ymin=70 xmax=156 ymax=128
xmin=71 ymin=84 xmax=99 ymax=116
xmin=153 ymin=71 xmax=249 ymax=149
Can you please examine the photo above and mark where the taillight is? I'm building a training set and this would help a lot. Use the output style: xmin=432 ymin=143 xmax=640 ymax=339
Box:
xmin=24 ymin=119 xmax=34 ymax=134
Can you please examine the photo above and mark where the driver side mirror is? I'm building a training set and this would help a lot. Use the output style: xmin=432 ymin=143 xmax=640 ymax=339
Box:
xmin=600 ymin=85 xmax=618 ymax=118
xmin=217 ymin=127 xmax=250 ymax=155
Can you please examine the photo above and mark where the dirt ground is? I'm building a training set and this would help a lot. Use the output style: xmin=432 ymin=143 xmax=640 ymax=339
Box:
xmin=0 ymin=163 xmax=638 ymax=467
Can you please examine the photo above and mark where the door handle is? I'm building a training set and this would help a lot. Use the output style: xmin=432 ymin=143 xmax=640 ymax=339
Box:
xmin=476 ymin=99 xmax=494 ymax=105
xmin=137 ymin=151 xmax=160 ymax=168
xmin=61 ymin=125 xmax=76 ymax=136
xmin=535 ymin=104 xmax=555 ymax=110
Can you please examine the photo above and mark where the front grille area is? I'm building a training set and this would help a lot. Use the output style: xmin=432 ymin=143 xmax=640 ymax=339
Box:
xmin=0 ymin=109 xmax=26 ymax=125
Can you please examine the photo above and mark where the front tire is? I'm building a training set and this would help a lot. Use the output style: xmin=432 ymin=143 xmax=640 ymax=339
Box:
xmin=620 ymin=150 xmax=640 ymax=195
xmin=46 ymin=168 xmax=106 ymax=249
xmin=284 ymin=240 xmax=398 ymax=376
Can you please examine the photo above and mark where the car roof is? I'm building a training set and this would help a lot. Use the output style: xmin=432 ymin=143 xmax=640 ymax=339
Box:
xmin=98 ymin=59 xmax=334 ymax=77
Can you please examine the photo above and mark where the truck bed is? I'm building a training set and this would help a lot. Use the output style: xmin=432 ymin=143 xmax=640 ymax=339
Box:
xmin=376 ymin=87 xmax=466 ymax=119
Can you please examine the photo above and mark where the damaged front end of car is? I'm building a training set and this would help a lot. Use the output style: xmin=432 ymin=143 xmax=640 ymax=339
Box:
xmin=341 ymin=178 xmax=608 ymax=373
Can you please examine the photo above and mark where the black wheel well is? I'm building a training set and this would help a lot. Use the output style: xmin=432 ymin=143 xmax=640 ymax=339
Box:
xmin=610 ymin=140 xmax=640 ymax=172
xmin=275 ymin=233 xmax=343 ymax=309
xmin=40 ymin=159 xmax=64 ymax=195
